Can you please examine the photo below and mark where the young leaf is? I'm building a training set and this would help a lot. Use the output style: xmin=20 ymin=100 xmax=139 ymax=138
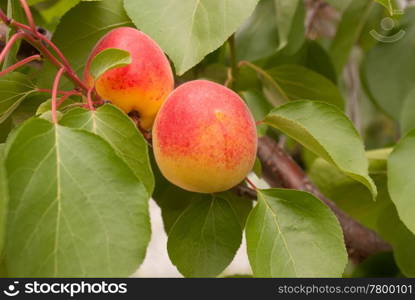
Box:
xmin=89 ymin=48 xmax=132 ymax=81
xmin=60 ymin=104 xmax=154 ymax=194
xmin=246 ymin=189 xmax=347 ymax=277
xmin=167 ymin=193 xmax=249 ymax=277
xmin=263 ymin=101 xmax=376 ymax=197
xmin=0 ymin=72 xmax=36 ymax=124
xmin=38 ymin=0 xmax=133 ymax=89
xmin=124 ymin=0 xmax=260 ymax=75
xmin=5 ymin=118 xmax=150 ymax=277
xmin=0 ymin=144 xmax=8 ymax=255
xmin=388 ymin=130 xmax=415 ymax=235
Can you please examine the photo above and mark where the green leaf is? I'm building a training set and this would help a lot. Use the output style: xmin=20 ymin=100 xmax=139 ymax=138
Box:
xmin=246 ymin=189 xmax=347 ymax=277
xmin=38 ymin=0 xmax=133 ymax=89
xmin=330 ymin=0 xmax=374 ymax=75
xmin=0 ymin=72 xmax=36 ymax=124
xmin=352 ymin=252 xmax=399 ymax=278
xmin=266 ymin=65 xmax=344 ymax=109
xmin=60 ymin=104 xmax=154 ymax=194
xmin=235 ymin=0 xmax=304 ymax=61
xmin=362 ymin=8 xmax=415 ymax=120
xmin=89 ymin=48 xmax=132 ymax=81
xmin=377 ymin=204 xmax=415 ymax=277
xmin=5 ymin=118 xmax=150 ymax=277
xmin=240 ymin=90 xmax=272 ymax=136
xmin=35 ymin=0 xmax=82 ymax=23
xmin=400 ymin=88 xmax=415 ymax=135
xmin=308 ymin=156 xmax=390 ymax=231
xmin=274 ymin=0 xmax=303 ymax=52
xmin=263 ymin=101 xmax=376 ymax=197
xmin=167 ymin=193 xmax=247 ymax=277
xmin=0 ymin=144 xmax=8 ymax=255
xmin=374 ymin=0 xmax=398 ymax=15
xmin=124 ymin=0 xmax=260 ymax=75
xmin=388 ymin=130 xmax=415 ymax=235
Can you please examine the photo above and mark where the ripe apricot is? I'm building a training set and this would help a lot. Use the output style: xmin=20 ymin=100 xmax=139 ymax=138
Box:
xmin=153 ymin=80 xmax=257 ymax=193
xmin=84 ymin=27 xmax=174 ymax=129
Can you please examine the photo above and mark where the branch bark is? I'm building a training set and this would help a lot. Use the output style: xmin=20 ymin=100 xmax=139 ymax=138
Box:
xmin=255 ymin=136 xmax=391 ymax=263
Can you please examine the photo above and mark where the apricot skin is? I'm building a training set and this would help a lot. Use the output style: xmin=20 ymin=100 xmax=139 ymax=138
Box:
xmin=152 ymin=80 xmax=257 ymax=193
xmin=84 ymin=27 xmax=174 ymax=129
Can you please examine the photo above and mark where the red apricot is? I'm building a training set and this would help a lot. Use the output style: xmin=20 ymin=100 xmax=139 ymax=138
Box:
xmin=84 ymin=27 xmax=174 ymax=129
xmin=153 ymin=80 xmax=257 ymax=193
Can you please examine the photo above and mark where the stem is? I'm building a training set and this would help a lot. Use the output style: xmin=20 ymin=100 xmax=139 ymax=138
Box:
xmin=245 ymin=177 xmax=258 ymax=190
xmin=51 ymin=68 xmax=66 ymax=124
xmin=86 ymin=88 xmax=95 ymax=110
xmin=0 ymin=54 xmax=41 ymax=76
xmin=19 ymin=0 xmax=36 ymax=32
xmin=0 ymin=32 xmax=24 ymax=65
xmin=57 ymin=92 xmax=77 ymax=108
xmin=238 ymin=61 xmax=290 ymax=104
xmin=21 ymin=32 xmax=88 ymax=91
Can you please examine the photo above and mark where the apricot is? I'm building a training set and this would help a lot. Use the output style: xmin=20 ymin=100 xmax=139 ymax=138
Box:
xmin=84 ymin=27 xmax=174 ymax=129
xmin=153 ymin=80 xmax=257 ymax=193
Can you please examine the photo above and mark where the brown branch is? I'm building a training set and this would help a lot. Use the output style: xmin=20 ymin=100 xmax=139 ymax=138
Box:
xmin=256 ymin=136 xmax=391 ymax=263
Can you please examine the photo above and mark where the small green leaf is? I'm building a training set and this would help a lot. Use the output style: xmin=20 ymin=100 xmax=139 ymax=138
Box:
xmin=124 ymin=0 xmax=260 ymax=75
xmin=89 ymin=48 xmax=132 ymax=81
xmin=253 ymin=158 xmax=262 ymax=178
xmin=60 ymin=104 xmax=154 ymax=194
xmin=264 ymin=100 xmax=376 ymax=197
xmin=5 ymin=118 xmax=150 ymax=277
xmin=388 ymin=130 xmax=415 ymax=235
xmin=246 ymin=189 xmax=347 ymax=277
xmin=167 ymin=193 xmax=249 ymax=277
xmin=0 ymin=72 xmax=36 ymax=123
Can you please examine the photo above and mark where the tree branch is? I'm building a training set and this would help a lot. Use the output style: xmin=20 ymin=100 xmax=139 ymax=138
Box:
xmin=256 ymin=136 xmax=391 ymax=263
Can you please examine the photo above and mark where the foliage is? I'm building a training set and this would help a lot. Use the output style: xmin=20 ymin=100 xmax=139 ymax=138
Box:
xmin=0 ymin=0 xmax=412 ymax=278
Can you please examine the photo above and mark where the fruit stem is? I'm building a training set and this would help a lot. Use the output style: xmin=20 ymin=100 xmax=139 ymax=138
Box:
xmin=0 ymin=32 xmax=25 ymax=65
xmin=57 ymin=91 xmax=79 ymax=108
xmin=51 ymin=67 xmax=66 ymax=124
xmin=245 ymin=177 xmax=258 ymax=190
xmin=0 ymin=54 xmax=41 ymax=76
xmin=19 ymin=0 xmax=36 ymax=33
xmin=238 ymin=61 xmax=290 ymax=103
xmin=86 ymin=87 xmax=95 ymax=111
